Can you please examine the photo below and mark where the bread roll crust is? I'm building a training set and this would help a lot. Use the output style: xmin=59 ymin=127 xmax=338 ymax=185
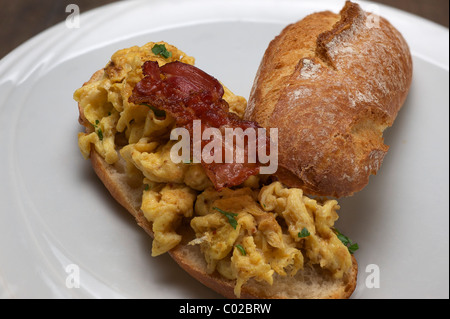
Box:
xmin=245 ymin=1 xmax=413 ymax=198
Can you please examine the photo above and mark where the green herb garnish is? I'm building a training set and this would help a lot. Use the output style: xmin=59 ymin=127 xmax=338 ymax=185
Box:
xmin=141 ymin=103 xmax=166 ymax=118
xmin=152 ymin=44 xmax=172 ymax=59
xmin=144 ymin=184 xmax=150 ymax=191
xmin=213 ymin=207 xmax=238 ymax=230
xmin=334 ymin=228 xmax=359 ymax=254
xmin=97 ymin=128 xmax=103 ymax=141
xmin=298 ymin=227 xmax=310 ymax=238
xmin=235 ymin=244 xmax=246 ymax=256
xmin=93 ymin=120 xmax=103 ymax=141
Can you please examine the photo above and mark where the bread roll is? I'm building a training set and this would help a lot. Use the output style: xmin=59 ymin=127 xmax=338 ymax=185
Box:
xmin=245 ymin=1 xmax=413 ymax=198
xmin=79 ymin=65 xmax=358 ymax=301
xmin=89 ymin=146 xmax=358 ymax=299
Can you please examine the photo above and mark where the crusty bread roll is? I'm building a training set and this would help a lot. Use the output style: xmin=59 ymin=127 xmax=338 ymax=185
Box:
xmin=245 ymin=1 xmax=413 ymax=198
xmin=79 ymin=68 xmax=358 ymax=300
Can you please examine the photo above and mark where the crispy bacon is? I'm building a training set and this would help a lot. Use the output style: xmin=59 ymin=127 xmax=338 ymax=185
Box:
xmin=129 ymin=61 xmax=268 ymax=190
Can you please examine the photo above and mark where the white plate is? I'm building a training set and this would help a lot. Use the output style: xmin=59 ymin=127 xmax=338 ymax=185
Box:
xmin=0 ymin=0 xmax=448 ymax=299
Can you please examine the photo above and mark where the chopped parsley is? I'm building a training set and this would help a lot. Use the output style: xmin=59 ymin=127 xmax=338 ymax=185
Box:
xmin=144 ymin=184 xmax=150 ymax=191
xmin=97 ymin=128 xmax=103 ymax=141
xmin=235 ymin=244 xmax=246 ymax=256
xmin=213 ymin=207 xmax=238 ymax=230
xmin=141 ymin=103 xmax=166 ymax=118
xmin=334 ymin=228 xmax=359 ymax=254
xmin=93 ymin=120 xmax=103 ymax=141
xmin=152 ymin=44 xmax=172 ymax=59
xmin=298 ymin=227 xmax=310 ymax=238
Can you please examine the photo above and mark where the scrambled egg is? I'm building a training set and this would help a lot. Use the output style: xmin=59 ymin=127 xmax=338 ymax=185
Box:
xmin=75 ymin=42 xmax=352 ymax=297
xmin=191 ymin=182 xmax=351 ymax=296
xmin=142 ymin=180 xmax=197 ymax=256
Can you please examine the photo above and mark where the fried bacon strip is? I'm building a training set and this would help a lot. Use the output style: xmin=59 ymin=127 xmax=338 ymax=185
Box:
xmin=129 ymin=61 xmax=269 ymax=190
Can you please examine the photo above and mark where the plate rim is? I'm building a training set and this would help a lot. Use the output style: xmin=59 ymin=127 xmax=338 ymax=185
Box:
xmin=0 ymin=0 xmax=448 ymax=299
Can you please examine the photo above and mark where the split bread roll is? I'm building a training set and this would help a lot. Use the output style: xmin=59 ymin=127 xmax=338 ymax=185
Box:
xmin=90 ymin=145 xmax=358 ymax=299
xmin=79 ymin=70 xmax=358 ymax=299
xmin=245 ymin=1 xmax=413 ymax=198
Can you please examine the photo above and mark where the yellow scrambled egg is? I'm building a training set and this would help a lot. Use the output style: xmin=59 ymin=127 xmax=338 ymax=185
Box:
xmin=74 ymin=42 xmax=352 ymax=297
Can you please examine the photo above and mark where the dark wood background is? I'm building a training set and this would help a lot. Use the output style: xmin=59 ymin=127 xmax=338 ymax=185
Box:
xmin=0 ymin=0 xmax=448 ymax=60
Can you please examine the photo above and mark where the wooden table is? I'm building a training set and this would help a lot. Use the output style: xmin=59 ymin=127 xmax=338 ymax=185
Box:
xmin=1 ymin=0 xmax=448 ymax=59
